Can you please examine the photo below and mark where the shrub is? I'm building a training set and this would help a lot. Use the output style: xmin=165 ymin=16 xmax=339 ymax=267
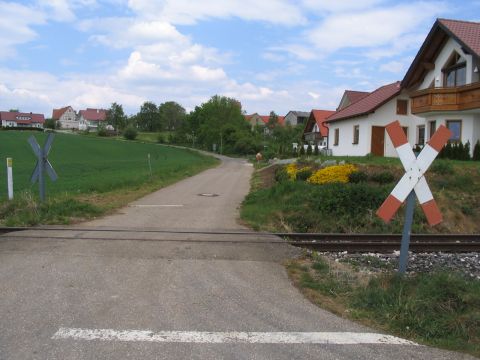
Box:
xmin=314 ymin=145 xmax=319 ymax=156
xmin=349 ymin=170 xmax=368 ymax=183
xmin=97 ymin=126 xmax=108 ymax=137
xmin=299 ymin=145 xmax=305 ymax=156
xmin=157 ymin=133 xmax=165 ymax=143
xmin=274 ymin=166 xmax=289 ymax=183
xmin=44 ymin=118 xmax=56 ymax=129
xmin=285 ymin=163 xmax=298 ymax=180
xmin=296 ymin=167 xmax=313 ymax=181
xmin=369 ymin=171 xmax=395 ymax=184
xmin=123 ymin=126 xmax=138 ymax=140
xmin=307 ymin=164 xmax=357 ymax=185
xmin=473 ymin=141 xmax=480 ymax=161
xmin=306 ymin=145 xmax=312 ymax=156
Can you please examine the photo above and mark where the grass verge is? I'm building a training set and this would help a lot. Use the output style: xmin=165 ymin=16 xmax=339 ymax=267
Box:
xmin=0 ymin=131 xmax=219 ymax=225
xmin=287 ymin=255 xmax=480 ymax=357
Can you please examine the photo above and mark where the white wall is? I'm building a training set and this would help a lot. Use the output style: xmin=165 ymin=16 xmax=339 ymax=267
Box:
xmin=418 ymin=37 xmax=475 ymax=90
xmin=330 ymin=92 xmax=424 ymax=157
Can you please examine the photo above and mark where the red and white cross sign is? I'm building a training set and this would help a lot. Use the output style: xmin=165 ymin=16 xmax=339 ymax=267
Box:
xmin=376 ymin=121 xmax=452 ymax=226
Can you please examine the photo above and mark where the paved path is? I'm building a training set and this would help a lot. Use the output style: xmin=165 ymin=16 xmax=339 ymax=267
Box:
xmin=0 ymin=156 xmax=474 ymax=359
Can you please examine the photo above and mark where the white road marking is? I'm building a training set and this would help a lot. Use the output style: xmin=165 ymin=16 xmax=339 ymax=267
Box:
xmin=130 ymin=205 xmax=184 ymax=208
xmin=52 ymin=328 xmax=417 ymax=345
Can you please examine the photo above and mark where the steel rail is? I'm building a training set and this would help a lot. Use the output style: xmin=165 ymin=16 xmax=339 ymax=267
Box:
xmin=1 ymin=227 xmax=479 ymax=252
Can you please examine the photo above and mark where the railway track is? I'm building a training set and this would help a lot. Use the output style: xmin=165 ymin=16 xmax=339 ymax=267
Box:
xmin=0 ymin=227 xmax=479 ymax=253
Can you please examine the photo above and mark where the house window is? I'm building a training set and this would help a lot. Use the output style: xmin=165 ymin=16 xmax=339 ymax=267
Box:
xmin=443 ymin=52 xmax=466 ymax=87
xmin=353 ymin=125 xmax=359 ymax=144
xmin=334 ymin=128 xmax=339 ymax=146
xmin=396 ymin=100 xmax=408 ymax=115
xmin=429 ymin=120 xmax=436 ymax=139
xmin=417 ymin=125 xmax=425 ymax=146
xmin=446 ymin=120 xmax=462 ymax=142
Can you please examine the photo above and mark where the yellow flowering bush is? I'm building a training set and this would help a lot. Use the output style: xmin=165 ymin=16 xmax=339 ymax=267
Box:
xmin=307 ymin=164 xmax=357 ymax=185
xmin=285 ymin=163 xmax=298 ymax=180
xmin=285 ymin=163 xmax=312 ymax=181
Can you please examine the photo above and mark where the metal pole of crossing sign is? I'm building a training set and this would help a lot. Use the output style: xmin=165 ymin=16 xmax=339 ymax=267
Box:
xmin=6 ymin=158 xmax=13 ymax=200
xmin=29 ymin=134 xmax=58 ymax=202
xmin=399 ymin=190 xmax=415 ymax=274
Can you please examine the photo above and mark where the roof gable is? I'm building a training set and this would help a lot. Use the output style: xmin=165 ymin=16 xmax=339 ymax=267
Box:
xmin=327 ymin=82 xmax=401 ymax=123
xmin=304 ymin=109 xmax=336 ymax=137
xmin=402 ymin=18 xmax=480 ymax=88
xmin=52 ymin=106 xmax=73 ymax=120
xmin=337 ymin=90 xmax=370 ymax=110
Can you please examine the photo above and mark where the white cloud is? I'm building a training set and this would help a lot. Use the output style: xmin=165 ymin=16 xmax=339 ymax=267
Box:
xmin=127 ymin=0 xmax=306 ymax=25
xmin=0 ymin=2 xmax=46 ymax=58
xmin=379 ymin=58 xmax=413 ymax=74
xmin=306 ymin=3 xmax=441 ymax=53
xmin=301 ymin=0 xmax=384 ymax=13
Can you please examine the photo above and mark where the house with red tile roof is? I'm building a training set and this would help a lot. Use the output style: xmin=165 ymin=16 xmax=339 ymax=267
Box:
xmin=0 ymin=111 xmax=45 ymax=129
xmin=326 ymin=82 xmax=424 ymax=156
xmin=336 ymin=90 xmax=369 ymax=111
xmin=78 ymin=108 xmax=108 ymax=131
xmin=303 ymin=110 xmax=336 ymax=148
xmin=402 ymin=18 xmax=480 ymax=155
xmin=52 ymin=106 xmax=78 ymax=129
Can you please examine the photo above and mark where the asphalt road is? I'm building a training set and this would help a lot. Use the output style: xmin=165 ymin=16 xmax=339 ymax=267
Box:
xmin=0 ymin=155 xmax=474 ymax=359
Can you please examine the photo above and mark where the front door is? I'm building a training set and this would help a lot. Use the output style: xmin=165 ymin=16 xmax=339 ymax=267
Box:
xmin=371 ymin=126 xmax=385 ymax=156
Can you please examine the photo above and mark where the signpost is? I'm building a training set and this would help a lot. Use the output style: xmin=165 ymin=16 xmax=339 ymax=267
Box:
xmin=28 ymin=134 xmax=58 ymax=202
xmin=376 ymin=120 xmax=452 ymax=273
xmin=6 ymin=158 xmax=13 ymax=200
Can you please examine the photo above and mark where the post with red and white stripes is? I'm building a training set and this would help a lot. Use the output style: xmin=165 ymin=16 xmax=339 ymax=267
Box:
xmin=376 ymin=121 xmax=452 ymax=273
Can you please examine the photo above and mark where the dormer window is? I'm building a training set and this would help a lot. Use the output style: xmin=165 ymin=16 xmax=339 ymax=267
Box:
xmin=443 ymin=52 xmax=466 ymax=87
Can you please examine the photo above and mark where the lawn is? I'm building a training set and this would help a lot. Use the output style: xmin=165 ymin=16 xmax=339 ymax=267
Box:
xmin=0 ymin=131 xmax=218 ymax=224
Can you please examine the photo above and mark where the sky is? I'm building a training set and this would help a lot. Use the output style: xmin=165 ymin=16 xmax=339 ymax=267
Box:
xmin=0 ymin=0 xmax=479 ymax=117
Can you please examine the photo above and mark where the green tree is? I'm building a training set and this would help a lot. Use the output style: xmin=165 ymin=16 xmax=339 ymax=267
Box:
xmin=159 ymin=101 xmax=186 ymax=131
xmin=179 ymin=95 xmax=248 ymax=154
xmin=136 ymin=101 xmax=161 ymax=132
xmin=106 ymin=102 xmax=127 ymax=132
xmin=473 ymin=141 xmax=480 ymax=161
xmin=267 ymin=111 xmax=279 ymax=131
xmin=44 ymin=118 xmax=56 ymax=129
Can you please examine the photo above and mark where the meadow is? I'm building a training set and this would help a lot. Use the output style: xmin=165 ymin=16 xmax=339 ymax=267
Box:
xmin=0 ymin=131 xmax=218 ymax=224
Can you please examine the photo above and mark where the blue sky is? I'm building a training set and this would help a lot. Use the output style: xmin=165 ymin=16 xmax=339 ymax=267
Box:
xmin=0 ymin=0 xmax=479 ymax=116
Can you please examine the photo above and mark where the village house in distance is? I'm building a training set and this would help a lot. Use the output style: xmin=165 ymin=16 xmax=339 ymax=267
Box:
xmin=51 ymin=106 xmax=109 ymax=131
xmin=0 ymin=111 xmax=45 ymax=128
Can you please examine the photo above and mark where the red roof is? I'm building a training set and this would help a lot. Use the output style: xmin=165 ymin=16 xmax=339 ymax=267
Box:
xmin=0 ymin=111 xmax=45 ymax=123
xmin=312 ymin=110 xmax=335 ymax=137
xmin=52 ymin=106 xmax=71 ymax=120
xmin=79 ymin=108 xmax=107 ymax=121
xmin=344 ymin=90 xmax=369 ymax=105
xmin=326 ymin=82 xmax=401 ymax=123
xmin=438 ymin=18 xmax=480 ymax=57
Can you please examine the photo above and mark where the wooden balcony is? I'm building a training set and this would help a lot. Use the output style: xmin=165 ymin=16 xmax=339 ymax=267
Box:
xmin=410 ymin=82 xmax=480 ymax=114
xmin=304 ymin=132 xmax=324 ymax=142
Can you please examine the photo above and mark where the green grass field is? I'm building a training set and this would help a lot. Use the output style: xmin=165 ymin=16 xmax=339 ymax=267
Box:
xmin=0 ymin=131 xmax=218 ymax=225
xmin=0 ymin=131 xmax=216 ymax=199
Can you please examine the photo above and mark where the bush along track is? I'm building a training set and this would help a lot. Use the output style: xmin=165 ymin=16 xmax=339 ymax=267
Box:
xmin=241 ymin=157 xmax=480 ymax=234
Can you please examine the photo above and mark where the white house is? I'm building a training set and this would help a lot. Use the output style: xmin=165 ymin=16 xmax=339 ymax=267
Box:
xmin=52 ymin=106 xmax=78 ymax=129
xmin=0 ymin=111 xmax=45 ymax=128
xmin=326 ymin=82 xmax=424 ymax=157
xmin=78 ymin=108 xmax=108 ymax=131
xmin=402 ymin=18 xmax=480 ymax=154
